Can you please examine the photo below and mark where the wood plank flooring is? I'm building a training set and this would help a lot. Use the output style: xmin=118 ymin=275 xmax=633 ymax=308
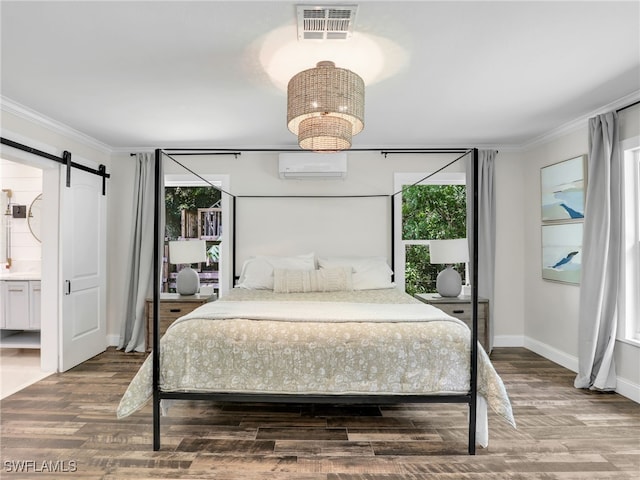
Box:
xmin=1 ymin=348 xmax=638 ymax=479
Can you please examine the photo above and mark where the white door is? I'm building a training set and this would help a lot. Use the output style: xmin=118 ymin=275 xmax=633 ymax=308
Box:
xmin=60 ymin=165 xmax=106 ymax=371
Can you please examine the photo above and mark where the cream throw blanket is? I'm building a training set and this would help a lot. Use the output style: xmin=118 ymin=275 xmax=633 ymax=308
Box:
xmin=176 ymin=300 xmax=462 ymax=325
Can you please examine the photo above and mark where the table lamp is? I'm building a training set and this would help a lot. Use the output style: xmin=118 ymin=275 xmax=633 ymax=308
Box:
xmin=429 ymin=238 xmax=469 ymax=297
xmin=169 ymin=239 xmax=207 ymax=295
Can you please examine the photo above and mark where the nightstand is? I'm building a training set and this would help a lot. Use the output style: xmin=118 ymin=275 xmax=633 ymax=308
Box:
xmin=414 ymin=293 xmax=490 ymax=354
xmin=145 ymin=292 xmax=215 ymax=351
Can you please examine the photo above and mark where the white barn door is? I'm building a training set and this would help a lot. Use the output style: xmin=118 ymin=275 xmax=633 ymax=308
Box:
xmin=60 ymin=165 xmax=106 ymax=371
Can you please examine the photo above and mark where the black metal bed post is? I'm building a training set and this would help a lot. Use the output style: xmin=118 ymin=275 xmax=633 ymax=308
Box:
xmin=152 ymin=148 xmax=162 ymax=451
xmin=468 ymin=148 xmax=480 ymax=455
xmin=232 ymin=196 xmax=237 ymax=281
xmin=390 ymin=195 xmax=395 ymax=281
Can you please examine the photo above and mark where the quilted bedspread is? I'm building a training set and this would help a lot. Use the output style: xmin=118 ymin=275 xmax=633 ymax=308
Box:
xmin=117 ymin=288 xmax=515 ymax=445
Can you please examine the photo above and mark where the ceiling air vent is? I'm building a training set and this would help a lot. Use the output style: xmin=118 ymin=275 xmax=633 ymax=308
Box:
xmin=296 ymin=5 xmax=358 ymax=40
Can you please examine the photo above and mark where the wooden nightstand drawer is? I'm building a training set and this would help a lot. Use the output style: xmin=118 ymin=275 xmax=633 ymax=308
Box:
xmin=414 ymin=293 xmax=490 ymax=354
xmin=158 ymin=302 xmax=194 ymax=320
xmin=432 ymin=303 xmax=486 ymax=322
xmin=146 ymin=293 xmax=214 ymax=351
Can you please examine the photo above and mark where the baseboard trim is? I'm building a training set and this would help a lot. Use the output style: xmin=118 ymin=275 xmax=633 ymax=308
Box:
xmin=524 ymin=336 xmax=579 ymax=372
xmin=107 ymin=335 xmax=120 ymax=347
xmin=522 ymin=336 xmax=639 ymax=404
xmin=614 ymin=376 xmax=640 ymax=403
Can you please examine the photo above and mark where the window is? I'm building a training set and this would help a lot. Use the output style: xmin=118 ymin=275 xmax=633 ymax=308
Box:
xmin=164 ymin=185 xmax=221 ymax=294
xmin=394 ymin=172 xmax=466 ymax=295
xmin=164 ymin=174 xmax=231 ymax=295
xmin=621 ymin=136 xmax=640 ymax=345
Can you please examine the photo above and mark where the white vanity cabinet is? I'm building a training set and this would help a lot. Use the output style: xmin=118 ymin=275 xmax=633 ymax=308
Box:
xmin=0 ymin=279 xmax=41 ymax=348
xmin=29 ymin=281 xmax=41 ymax=329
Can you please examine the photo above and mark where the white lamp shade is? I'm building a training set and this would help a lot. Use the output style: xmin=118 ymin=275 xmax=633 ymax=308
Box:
xmin=169 ymin=240 xmax=207 ymax=265
xmin=429 ymin=238 xmax=469 ymax=264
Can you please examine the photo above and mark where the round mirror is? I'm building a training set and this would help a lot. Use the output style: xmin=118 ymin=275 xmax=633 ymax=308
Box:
xmin=28 ymin=193 xmax=42 ymax=243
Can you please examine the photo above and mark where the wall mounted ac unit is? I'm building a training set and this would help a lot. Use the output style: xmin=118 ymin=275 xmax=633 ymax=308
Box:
xmin=278 ymin=152 xmax=347 ymax=179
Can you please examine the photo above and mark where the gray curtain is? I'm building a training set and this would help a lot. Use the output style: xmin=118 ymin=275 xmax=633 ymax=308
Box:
xmin=118 ymin=152 xmax=162 ymax=352
xmin=574 ymin=112 xmax=621 ymax=391
xmin=466 ymin=150 xmax=497 ymax=351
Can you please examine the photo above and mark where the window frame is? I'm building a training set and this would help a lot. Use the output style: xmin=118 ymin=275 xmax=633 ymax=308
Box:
xmin=393 ymin=172 xmax=466 ymax=292
xmin=620 ymin=136 xmax=640 ymax=346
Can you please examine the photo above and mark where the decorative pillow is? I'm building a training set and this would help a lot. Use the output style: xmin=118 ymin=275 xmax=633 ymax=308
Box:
xmin=273 ymin=267 xmax=353 ymax=293
xmin=236 ymin=253 xmax=315 ymax=290
xmin=317 ymin=256 xmax=394 ymax=290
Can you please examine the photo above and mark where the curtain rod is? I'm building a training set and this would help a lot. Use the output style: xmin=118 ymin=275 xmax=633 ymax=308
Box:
xmin=391 ymin=149 xmax=473 ymax=198
xmin=147 ymin=147 xmax=473 ymax=200
xmin=616 ymin=99 xmax=640 ymax=113
xmin=156 ymin=147 xmax=470 ymax=155
xmin=162 ymin=151 xmax=236 ymax=199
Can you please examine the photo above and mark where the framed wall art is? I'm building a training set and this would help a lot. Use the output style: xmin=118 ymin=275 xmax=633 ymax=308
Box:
xmin=541 ymin=223 xmax=583 ymax=285
xmin=540 ymin=155 xmax=586 ymax=222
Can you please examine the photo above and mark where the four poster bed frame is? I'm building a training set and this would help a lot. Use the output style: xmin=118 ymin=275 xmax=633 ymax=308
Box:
xmin=150 ymin=147 xmax=482 ymax=454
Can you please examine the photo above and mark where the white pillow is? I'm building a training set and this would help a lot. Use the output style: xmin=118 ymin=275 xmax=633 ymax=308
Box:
xmin=236 ymin=253 xmax=315 ymax=290
xmin=317 ymin=256 xmax=394 ymax=290
xmin=273 ymin=267 xmax=353 ymax=293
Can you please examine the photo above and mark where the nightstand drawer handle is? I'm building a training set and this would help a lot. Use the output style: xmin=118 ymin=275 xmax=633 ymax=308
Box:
xmin=169 ymin=308 xmax=181 ymax=313
xmin=452 ymin=309 xmax=465 ymax=314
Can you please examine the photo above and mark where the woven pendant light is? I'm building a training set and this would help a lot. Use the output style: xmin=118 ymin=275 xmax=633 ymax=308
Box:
xmin=287 ymin=61 xmax=364 ymax=152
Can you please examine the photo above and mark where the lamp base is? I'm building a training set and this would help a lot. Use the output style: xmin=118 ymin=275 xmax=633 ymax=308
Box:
xmin=176 ymin=267 xmax=200 ymax=295
xmin=436 ymin=265 xmax=462 ymax=297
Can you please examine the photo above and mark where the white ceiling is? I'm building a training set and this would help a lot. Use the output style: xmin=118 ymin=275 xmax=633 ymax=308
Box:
xmin=1 ymin=1 xmax=639 ymax=151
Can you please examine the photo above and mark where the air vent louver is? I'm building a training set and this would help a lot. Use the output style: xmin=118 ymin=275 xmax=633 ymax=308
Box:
xmin=296 ymin=5 xmax=358 ymax=40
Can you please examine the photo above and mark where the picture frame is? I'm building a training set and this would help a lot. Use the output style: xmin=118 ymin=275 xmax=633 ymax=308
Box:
xmin=541 ymin=223 xmax=583 ymax=285
xmin=540 ymin=155 xmax=586 ymax=222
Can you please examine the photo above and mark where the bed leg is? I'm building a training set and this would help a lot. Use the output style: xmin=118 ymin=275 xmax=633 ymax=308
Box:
xmin=468 ymin=396 xmax=477 ymax=455
xmin=153 ymin=392 xmax=161 ymax=451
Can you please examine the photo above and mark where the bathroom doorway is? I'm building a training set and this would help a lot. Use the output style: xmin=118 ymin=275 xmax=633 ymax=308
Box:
xmin=0 ymin=157 xmax=49 ymax=397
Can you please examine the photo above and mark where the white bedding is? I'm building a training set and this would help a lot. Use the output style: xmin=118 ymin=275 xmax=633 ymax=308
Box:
xmin=117 ymin=288 xmax=515 ymax=448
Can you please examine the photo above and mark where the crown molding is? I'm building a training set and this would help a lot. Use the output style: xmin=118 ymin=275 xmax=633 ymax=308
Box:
xmin=1 ymin=96 xmax=113 ymax=155
xmin=519 ymin=91 xmax=640 ymax=151
xmin=4 ymin=91 xmax=639 ymax=157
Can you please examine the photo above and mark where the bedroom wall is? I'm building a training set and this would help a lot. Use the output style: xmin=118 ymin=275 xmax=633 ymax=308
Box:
xmin=493 ymin=150 xmax=526 ymax=346
xmin=520 ymin=104 xmax=640 ymax=401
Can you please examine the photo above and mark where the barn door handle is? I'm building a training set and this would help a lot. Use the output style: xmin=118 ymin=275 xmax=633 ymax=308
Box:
xmin=64 ymin=280 xmax=71 ymax=295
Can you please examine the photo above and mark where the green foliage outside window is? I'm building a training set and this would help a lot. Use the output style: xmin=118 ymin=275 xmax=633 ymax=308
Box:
xmin=402 ymin=184 xmax=467 ymax=296
xmin=165 ymin=186 xmax=221 ymax=240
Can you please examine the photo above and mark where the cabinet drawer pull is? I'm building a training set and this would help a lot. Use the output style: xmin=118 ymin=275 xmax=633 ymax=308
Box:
xmin=169 ymin=308 xmax=181 ymax=313
xmin=452 ymin=309 xmax=465 ymax=314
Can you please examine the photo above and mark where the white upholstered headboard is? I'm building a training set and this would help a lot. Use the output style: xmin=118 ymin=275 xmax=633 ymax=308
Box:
xmin=234 ymin=195 xmax=391 ymax=275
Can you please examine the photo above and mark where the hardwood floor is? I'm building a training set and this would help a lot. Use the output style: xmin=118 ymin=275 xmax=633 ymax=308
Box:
xmin=1 ymin=347 xmax=638 ymax=479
